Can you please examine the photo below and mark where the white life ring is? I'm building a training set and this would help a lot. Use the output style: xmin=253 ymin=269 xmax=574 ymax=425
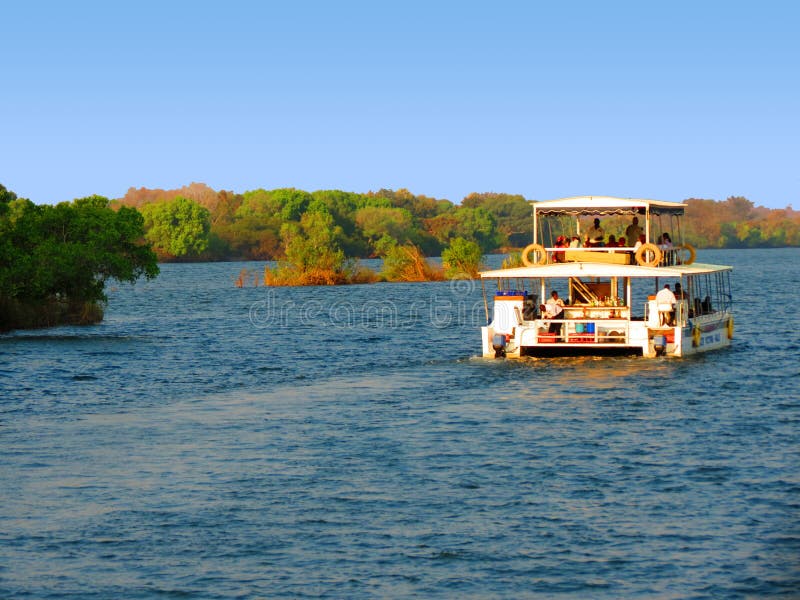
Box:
xmin=521 ymin=243 xmax=547 ymax=266
xmin=635 ymin=243 xmax=662 ymax=267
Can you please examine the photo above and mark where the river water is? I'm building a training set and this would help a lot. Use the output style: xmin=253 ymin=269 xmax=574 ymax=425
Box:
xmin=1 ymin=249 xmax=799 ymax=599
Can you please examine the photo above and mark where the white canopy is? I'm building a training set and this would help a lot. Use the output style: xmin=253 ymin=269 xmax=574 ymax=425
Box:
xmin=480 ymin=262 xmax=732 ymax=279
xmin=532 ymin=196 xmax=686 ymax=216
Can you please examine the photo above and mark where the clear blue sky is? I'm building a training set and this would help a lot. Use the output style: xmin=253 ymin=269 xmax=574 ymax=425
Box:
xmin=2 ymin=0 xmax=798 ymax=208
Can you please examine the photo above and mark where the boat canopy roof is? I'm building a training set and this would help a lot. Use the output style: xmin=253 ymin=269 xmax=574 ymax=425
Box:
xmin=532 ymin=196 xmax=686 ymax=217
xmin=480 ymin=262 xmax=732 ymax=280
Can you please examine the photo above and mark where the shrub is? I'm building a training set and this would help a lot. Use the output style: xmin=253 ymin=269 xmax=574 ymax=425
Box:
xmin=442 ymin=237 xmax=483 ymax=278
xmin=381 ymin=244 xmax=443 ymax=282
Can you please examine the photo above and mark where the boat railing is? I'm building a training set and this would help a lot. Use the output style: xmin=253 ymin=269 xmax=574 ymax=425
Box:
xmin=542 ymin=244 xmax=690 ymax=267
xmin=536 ymin=318 xmax=631 ymax=344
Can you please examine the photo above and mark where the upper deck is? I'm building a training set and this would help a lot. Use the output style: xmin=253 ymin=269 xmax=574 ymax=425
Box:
xmin=523 ymin=196 xmax=695 ymax=268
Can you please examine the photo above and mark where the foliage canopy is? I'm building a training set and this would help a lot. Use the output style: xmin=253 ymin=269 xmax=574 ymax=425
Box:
xmin=1 ymin=187 xmax=159 ymax=330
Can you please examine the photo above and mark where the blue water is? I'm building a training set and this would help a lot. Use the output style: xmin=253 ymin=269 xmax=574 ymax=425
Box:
xmin=1 ymin=249 xmax=799 ymax=599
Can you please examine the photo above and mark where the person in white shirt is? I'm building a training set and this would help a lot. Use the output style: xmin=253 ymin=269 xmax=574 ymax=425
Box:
xmin=540 ymin=290 xmax=565 ymax=335
xmin=655 ymin=284 xmax=677 ymax=326
xmin=585 ymin=218 xmax=604 ymax=247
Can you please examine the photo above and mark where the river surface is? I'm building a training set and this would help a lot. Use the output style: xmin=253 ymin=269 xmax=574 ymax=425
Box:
xmin=1 ymin=249 xmax=799 ymax=599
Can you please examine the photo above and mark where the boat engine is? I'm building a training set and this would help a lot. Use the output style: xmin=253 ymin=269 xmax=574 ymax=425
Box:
xmin=653 ymin=334 xmax=667 ymax=356
xmin=492 ymin=333 xmax=507 ymax=358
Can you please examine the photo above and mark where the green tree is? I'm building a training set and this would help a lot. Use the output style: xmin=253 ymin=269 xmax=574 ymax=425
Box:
xmin=442 ymin=237 xmax=483 ymax=278
xmin=0 ymin=192 xmax=158 ymax=330
xmin=461 ymin=192 xmax=531 ymax=244
xmin=141 ymin=196 xmax=211 ymax=258
xmin=424 ymin=206 xmax=501 ymax=252
xmin=355 ymin=206 xmax=415 ymax=249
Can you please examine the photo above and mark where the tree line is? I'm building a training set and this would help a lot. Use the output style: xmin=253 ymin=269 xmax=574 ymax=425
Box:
xmin=114 ymin=183 xmax=800 ymax=261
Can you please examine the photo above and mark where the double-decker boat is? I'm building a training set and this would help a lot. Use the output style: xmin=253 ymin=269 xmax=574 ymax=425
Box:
xmin=480 ymin=196 xmax=733 ymax=358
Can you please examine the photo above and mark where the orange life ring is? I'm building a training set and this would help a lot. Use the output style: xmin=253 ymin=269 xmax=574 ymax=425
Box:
xmin=681 ymin=244 xmax=696 ymax=265
xmin=521 ymin=243 xmax=547 ymax=266
xmin=635 ymin=243 xmax=662 ymax=267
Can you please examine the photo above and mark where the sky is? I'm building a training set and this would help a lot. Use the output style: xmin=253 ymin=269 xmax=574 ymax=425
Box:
xmin=2 ymin=0 xmax=798 ymax=208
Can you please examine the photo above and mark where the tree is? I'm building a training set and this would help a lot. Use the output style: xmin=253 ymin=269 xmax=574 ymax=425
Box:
xmin=461 ymin=192 xmax=531 ymax=244
xmin=355 ymin=206 xmax=415 ymax=249
xmin=265 ymin=211 xmax=351 ymax=285
xmin=424 ymin=206 xmax=501 ymax=252
xmin=442 ymin=237 xmax=483 ymax=278
xmin=0 ymin=191 xmax=158 ymax=330
xmin=141 ymin=196 xmax=211 ymax=258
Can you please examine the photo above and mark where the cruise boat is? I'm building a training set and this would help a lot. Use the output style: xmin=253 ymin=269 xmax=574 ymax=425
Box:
xmin=480 ymin=196 xmax=733 ymax=358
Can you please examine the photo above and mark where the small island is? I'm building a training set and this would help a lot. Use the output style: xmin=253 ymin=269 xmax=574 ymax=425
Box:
xmin=0 ymin=185 xmax=159 ymax=332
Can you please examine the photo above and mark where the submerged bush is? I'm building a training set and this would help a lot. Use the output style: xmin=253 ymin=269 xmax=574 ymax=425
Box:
xmin=442 ymin=237 xmax=483 ymax=278
xmin=381 ymin=244 xmax=443 ymax=282
xmin=502 ymin=251 xmax=523 ymax=269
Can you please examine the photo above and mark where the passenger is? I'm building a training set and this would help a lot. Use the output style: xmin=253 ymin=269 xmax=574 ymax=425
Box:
xmin=655 ymin=283 xmax=676 ymax=326
xmin=523 ymin=293 xmax=538 ymax=320
xmin=625 ymin=216 xmax=643 ymax=244
xmin=660 ymin=232 xmax=674 ymax=265
xmin=674 ymin=282 xmax=687 ymax=298
xmin=586 ymin=218 xmax=604 ymax=247
xmin=617 ymin=236 xmax=626 ymax=248
xmin=607 ymin=234 xmax=617 ymax=248
xmin=702 ymin=295 xmax=713 ymax=314
xmin=540 ymin=290 xmax=565 ymax=336
xmin=553 ymin=235 xmax=568 ymax=262
xmin=633 ymin=234 xmax=646 ymax=252
xmin=569 ymin=236 xmax=581 ymax=248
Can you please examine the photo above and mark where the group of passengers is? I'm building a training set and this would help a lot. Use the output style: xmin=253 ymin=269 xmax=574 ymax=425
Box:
xmin=556 ymin=217 xmax=679 ymax=267
xmin=577 ymin=217 xmax=672 ymax=251
xmin=536 ymin=281 xmax=714 ymax=334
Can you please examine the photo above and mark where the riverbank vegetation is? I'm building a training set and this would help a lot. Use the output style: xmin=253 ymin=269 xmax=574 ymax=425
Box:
xmin=1 ymin=185 xmax=159 ymax=331
xmin=113 ymin=184 xmax=800 ymax=265
xmin=5 ymin=180 xmax=799 ymax=304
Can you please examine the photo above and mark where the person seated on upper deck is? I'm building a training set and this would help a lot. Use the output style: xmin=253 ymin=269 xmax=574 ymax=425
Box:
xmin=660 ymin=232 xmax=674 ymax=265
xmin=674 ymin=282 xmax=687 ymax=299
xmin=553 ymin=235 xmax=568 ymax=262
xmin=632 ymin=234 xmax=646 ymax=253
xmin=617 ymin=236 xmax=626 ymax=248
xmin=569 ymin=236 xmax=581 ymax=248
xmin=625 ymin=216 xmax=643 ymax=245
xmin=585 ymin=218 xmax=605 ymax=247
xmin=655 ymin=283 xmax=677 ymax=326
xmin=607 ymin=234 xmax=617 ymax=248
xmin=540 ymin=290 xmax=565 ymax=336
xmin=701 ymin=295 xmax=713 ymax=314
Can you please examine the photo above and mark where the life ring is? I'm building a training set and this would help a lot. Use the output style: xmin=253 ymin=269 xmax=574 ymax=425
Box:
xmin=635 ymin=243 xmax=662 ymax=267
xmin=692 ymin=325 xmax=701 ymax=347
xmin=681 ymin=244 xmax=696 ymax=265
xmin=521 ymin=243 xmax=547 ymax=266
xmin=727 ymin=316 xmax=734 ymax=339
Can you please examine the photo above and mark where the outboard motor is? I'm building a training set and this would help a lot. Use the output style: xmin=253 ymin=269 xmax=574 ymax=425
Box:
xmin=492 ymin=333 xmax=507 ymax=358
xmin=653 ymin=334 xmax=667 ymax=356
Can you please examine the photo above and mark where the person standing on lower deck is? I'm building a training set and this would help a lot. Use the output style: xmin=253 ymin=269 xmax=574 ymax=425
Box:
xmin=541 ymin=290 xmax=565 ymax=336
xmin=655 ymin=284 xmax=677 ymax=326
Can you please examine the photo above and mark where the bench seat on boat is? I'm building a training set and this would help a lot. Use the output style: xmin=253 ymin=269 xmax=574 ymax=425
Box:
xmin=564 ymin=250 xmax=631 ymax=265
